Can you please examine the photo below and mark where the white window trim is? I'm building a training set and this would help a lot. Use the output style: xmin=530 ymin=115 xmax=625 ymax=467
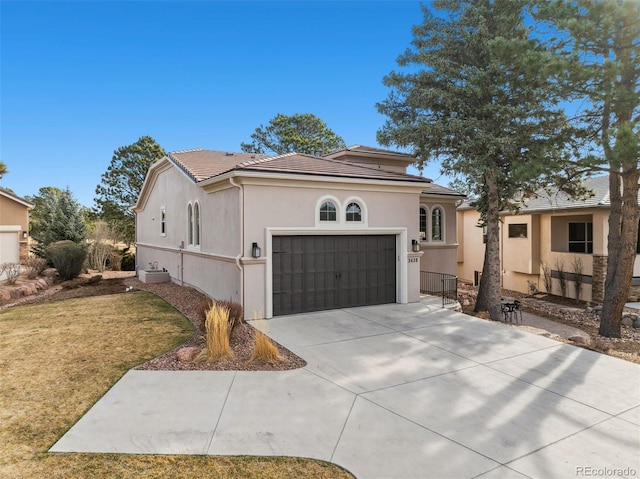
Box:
xmin=419 ymin=204 xmax=429 ymax=242
xmin=343 ymin=196 xmax=368 ymax=226
xmin=187 ymin=203 xmax=194 ymax=245
xmin=186 ymin=201 xmax=201 ymax=250
xmin=315 ymin=195 xmax=341 ymax=227
xmin=160 ymin=207 xmax=166 ymax=237
xmin=431 ymin=204 xmax=445 ymax=243
xmin=193 ymin=201 xmax=201 ymax=247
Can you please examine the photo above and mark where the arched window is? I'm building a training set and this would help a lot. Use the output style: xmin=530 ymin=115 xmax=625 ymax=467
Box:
xmin=319 ymin=201 xmax=337 ymax=221
xmin=187 ymin=204 xmax=193 ymax=245
xmin=346 ymin=202 xmax=362 ymax=222
xmin=419 ymin=207 xmax=427 ymax=240
xmin=194 ymin=202 xmax=200 ymax=246
xmin=432 ymin=207 xmax=443 ymax=241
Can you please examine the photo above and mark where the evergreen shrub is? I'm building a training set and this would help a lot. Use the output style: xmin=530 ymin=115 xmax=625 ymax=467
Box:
xmin=46 ymin=241 xmax=87 ymax=280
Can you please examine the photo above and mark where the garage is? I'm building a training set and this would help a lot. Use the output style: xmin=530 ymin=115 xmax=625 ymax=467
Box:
xmin=0 ymin=230 xmax=20 ymax=264
xmin=272 ymin=235 xmax=397 ymax=316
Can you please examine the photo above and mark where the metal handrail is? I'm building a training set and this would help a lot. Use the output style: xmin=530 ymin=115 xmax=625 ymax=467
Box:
xmin=420 ymin=271 xmax=458 ymax=307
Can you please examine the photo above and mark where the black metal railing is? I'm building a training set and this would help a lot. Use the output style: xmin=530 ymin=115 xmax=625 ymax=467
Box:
xmin=420 ymin=271 xmax=458 ymax=307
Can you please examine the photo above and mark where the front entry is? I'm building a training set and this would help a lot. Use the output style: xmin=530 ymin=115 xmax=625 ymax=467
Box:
xmin=272 ymin=235 xmax=397 ymax=316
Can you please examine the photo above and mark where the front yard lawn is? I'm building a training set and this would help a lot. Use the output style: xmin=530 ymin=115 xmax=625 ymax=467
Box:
xmin=0 ymin=291 xmax=352 ymax=479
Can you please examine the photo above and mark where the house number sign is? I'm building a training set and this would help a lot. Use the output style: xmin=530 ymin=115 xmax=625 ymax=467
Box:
xmin=408 ymin=257 xmax=419 ymax=263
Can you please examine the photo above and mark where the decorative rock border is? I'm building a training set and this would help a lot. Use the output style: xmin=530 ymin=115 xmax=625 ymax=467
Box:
xmin=0 ymin=270 xmax=57 ymax=304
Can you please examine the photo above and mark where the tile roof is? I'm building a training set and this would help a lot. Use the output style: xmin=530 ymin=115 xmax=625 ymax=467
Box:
xmin=458 ymin=175 xmax=634 ymax=213
xmin=421 ymin=183 xmax=466 ymax=198
xmin=168 ymin=149 xmax=269 ymax=182
xmin=521 ymin=175 xmax=612 ymax=212
xmin=168 ymin=149 xmax=431 ymax=185
xmin=329 ymin=144 xmax=415 ymax=158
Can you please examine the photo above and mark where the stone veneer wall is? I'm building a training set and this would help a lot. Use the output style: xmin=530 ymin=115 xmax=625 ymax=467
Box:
xmin=592 ymin=254 xmax=607 ymax=304
xmin=19 ymin=242 xmax=29 ymax=262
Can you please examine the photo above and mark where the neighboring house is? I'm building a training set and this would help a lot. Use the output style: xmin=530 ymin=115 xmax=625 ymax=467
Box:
xmin=457 ymin=175 xmax=639 ymax=303
xmin=0 ymin=188 xmax=33 ymax=263
xmin=134 ymin=145 xmax=462 ymax=319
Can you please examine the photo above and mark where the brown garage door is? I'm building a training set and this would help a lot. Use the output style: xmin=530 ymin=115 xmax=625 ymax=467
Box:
xmin=272 ymin=235 xmax=396 ymax=316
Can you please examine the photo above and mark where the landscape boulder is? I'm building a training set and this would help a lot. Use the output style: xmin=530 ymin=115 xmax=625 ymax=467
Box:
xmin=176 ymin=346 xmax=200 ymax=363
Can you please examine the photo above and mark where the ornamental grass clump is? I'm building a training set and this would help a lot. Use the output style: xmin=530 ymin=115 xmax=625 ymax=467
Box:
xmin=197 ymin=298 xmax=243 ymax=338
xmin=196 ymin=303 xmax=234 ymax=362
xmin=250 ymin=320 xmax=282 ymax=364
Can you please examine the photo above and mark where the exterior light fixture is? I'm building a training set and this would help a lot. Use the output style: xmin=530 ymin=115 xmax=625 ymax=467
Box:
xmin=252 ymin=242 xmax=261 ymax=258
xmin=22 ymin=231 xmax=28 ymax=239
xmin=412 ymin=239 xmax=420 ymax=252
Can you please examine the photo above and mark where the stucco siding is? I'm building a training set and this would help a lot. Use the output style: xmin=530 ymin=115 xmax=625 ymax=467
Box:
xmin=457 ymin=209 xmax=485 ymax=283
xmin=0 ymin=195 xmax=30 ymax=262
xmin=241 ymin=181 xmax=423 ymax=317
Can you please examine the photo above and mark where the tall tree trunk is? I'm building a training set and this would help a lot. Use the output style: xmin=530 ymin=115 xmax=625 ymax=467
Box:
xmin=474 ymin=170 xmax=503 ymax=321
xmin=600 ymin=171 xmax=640 ymax=337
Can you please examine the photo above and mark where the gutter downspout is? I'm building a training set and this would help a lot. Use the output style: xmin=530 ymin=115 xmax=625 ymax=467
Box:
xmin=229 ymin=176 xmax=244 ymax=308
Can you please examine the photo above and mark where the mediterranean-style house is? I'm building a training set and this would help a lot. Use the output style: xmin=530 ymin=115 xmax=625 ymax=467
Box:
xmin=0 ymin=188 xmax=33 ymax=263
xmin=133 ymin=145 xmax=463 ymax=319
xmin=457 ymin=175 xmax=639 ymax=303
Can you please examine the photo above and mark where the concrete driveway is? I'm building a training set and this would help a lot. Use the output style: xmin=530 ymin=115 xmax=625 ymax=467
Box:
xmin=51 ymin=297 xmax=640 ymax=479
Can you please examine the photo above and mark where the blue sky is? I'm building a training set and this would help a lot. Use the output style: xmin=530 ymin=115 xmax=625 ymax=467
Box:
xmin=1 ymin=0 xmax=450 ymax=207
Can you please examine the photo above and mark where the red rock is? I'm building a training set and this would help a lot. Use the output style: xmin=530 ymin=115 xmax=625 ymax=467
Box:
xmin=569 ymin=335 xmax=591 ymax=345
xmin=176 ymin=346 xmax=200 ymax=363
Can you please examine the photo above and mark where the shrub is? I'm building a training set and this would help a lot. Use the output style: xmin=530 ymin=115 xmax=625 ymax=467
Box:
xmin=572 ymin=257 xmax=584 ymax=301
xmin=197 ymin=298 xmax=243 ymax=337
xmin=196 ymin=303 xmax=234 ymax=362
xmin=0 ymin=263 xmax=21 ymax=285
xmin=119 ymin=248 xmax=135 ymax=271
xmin=46 ymin=241 xmax=87 ymax=280
xmin=108 ymin=252 xmax=123 ymax=271
xmin=86 ymin=220 xmax=116 ymax=271
xmin=24 ymin=257 xmax=48 ymax=279
xmin=555 ymin=258 xmax=567 ymax=298
xmin=250 ymin=322 xmax=282 ymax=364
xmin=540 ymin=262 xmax=552 ymax=294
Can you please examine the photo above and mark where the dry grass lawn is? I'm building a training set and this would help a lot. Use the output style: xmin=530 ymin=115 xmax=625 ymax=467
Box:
xmin=0 ymin=291 xmax=353 ymax=479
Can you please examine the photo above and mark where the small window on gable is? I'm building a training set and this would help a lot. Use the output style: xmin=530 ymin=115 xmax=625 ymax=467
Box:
xmin=432 ymin=207 xmax=443 ymax=241
xmin=187 ymin=204 xmax=193 ymax=245
xmin=160 ymin=208 xmax=166 ymax=236
xmin=194 ymin=202 xmax=200 ymax=246
xmin=508 ymin=223 xmax=527 ymax=238
xmin=419 ymin=207 xmax=427 ymax=240
xmin=319 ymin=201 xmax=337 ymax=222
xmin=346 ymin=202 xmax=362 ymax=222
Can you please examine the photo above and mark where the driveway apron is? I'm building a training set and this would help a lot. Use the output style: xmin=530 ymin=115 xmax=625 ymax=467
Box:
xmin=50 ymin=297 xmax=640 ymax=479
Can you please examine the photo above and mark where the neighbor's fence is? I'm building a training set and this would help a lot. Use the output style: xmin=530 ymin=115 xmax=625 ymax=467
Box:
xmin=420 ymin=271 xmax=458 ymax=307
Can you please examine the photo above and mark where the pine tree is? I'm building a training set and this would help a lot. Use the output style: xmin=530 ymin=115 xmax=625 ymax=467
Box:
xmin=377 ymin=0 xmax=584 ymax=320
xmin=95 ymin=136 xmax=166 ymax=244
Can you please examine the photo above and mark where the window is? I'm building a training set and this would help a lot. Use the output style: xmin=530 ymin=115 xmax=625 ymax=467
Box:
xmin=187 ymin=204 xmax=193 ymax=245
xmin=319 ymin=201 xmax=337 ymax=221
xmin=419 ymin=207 xmax=427 ymax=240
xmin=508 ymin=223 xmax=528 ymax=238
xmin=346 ymin=202 xmax=362 ymax=222
xmin=431 ymin=207 xmax=442 ymax=241
xmin=568 ymin=222 xmax=593 ymax=253
xmin=194 ymin=202 xmax=200 ymax=246
xmin=160 ymin=208 xmax=166 ymax=236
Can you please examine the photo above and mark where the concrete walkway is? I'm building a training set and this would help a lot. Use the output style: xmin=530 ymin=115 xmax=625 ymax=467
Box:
xmin=51 ymin=298 xmax=640 ymax=479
